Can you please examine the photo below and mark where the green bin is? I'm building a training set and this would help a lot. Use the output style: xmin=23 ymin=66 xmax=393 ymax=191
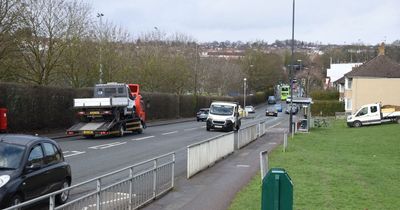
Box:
xmin=261 ymin=168 xmax=293 ymax=210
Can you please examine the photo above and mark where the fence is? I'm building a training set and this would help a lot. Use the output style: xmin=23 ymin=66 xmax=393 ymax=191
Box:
xmin=5 ymin=152 xmax=175 ymax=210
xmin=187 ymin=132 xmax=235 ymax=178
xmin=237 ymin=124 xmax=258 ymax=149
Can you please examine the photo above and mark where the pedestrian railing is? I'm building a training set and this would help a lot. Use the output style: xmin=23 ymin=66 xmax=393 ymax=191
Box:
xmin=187 ymin=132 xmax=235 ymax=178
xmin=237 ymin=124 xmax=258 ymax=149
xmin=5 ymin=152 xmax=175 ymax=210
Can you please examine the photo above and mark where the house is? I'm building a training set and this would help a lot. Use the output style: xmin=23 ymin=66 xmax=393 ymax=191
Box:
xmin=327 ymin=62 xmax=362 ymax=88
xmin=344 ymin=43 xmax=400 ymax=113
xmin=333 ymin=76 xmax=345 ymax=102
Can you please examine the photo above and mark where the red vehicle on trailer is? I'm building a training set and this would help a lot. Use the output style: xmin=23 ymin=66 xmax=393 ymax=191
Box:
xmin=67 ymin=83 xmax=146 ymax=138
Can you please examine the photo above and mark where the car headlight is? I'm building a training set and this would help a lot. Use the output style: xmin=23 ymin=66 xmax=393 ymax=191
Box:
xmin=0 ymin=175 xmax=10 ymax=188
xmin=227 ymin=117 xmax=234 ymax=122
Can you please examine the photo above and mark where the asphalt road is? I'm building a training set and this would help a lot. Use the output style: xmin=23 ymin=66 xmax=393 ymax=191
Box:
xmin=52 ymin=102 xmax=292 ymax=201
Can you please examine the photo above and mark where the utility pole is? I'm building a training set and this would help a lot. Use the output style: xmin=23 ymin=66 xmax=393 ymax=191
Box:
xmin=289 ymin=0 xmax=295 ymax=133
xmin=97 ymin=13 xmax=104 ymax=84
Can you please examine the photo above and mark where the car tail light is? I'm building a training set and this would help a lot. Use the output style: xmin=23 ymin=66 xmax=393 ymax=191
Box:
xmin=99 ymin=131 xmax=109 ymax=135
xmin=77 ymin=111 xmax=85 ymax=115
xmin=67 ymin=131 xmax=75 ymax=135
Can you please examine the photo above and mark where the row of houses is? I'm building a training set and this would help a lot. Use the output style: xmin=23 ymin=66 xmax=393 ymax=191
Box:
xmin=331 ymin=43 xmax=400 ymax=113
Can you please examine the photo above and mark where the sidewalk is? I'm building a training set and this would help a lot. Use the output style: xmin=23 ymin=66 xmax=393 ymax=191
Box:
xmin=143 ymin=131 xmax=284 ymax=210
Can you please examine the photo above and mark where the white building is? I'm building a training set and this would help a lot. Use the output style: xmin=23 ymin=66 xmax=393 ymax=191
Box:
xmin=326 ymin=63 xmax=363 ymax=87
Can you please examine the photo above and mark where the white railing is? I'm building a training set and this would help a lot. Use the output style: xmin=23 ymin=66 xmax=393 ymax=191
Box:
xmin=258 ymin=120 xmax=268 ymax=137
xmin=237 ymin=124 xmax=258 ymax=149
xmin=187 ymin=132 xmax=235 ymax=178
xmin=5 ymin=152 xmax=175 ymax=210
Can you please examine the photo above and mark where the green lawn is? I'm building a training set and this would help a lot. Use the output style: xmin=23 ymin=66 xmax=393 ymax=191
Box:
xmin=229 ymin=121 xmax=400 ymax=210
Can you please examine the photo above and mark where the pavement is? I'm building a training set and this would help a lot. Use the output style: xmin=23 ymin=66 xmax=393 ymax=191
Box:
xmin=143 ymin=128 xmax=286 ymax=210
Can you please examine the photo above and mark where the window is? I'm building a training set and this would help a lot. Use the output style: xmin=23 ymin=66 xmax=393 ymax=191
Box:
xmin=356 ymin=107 xmax=368 ymax=117
xmin=370 ymin=106 xmax=378 ymax=113
xmin=43 ymin=143 xmax=60 ymax=165
xmin=346 ymin=99 xmax=352 ymax=110
xmin=118 ymin=87 xmax=124 ymax=94
xmin=28 ymin=145 xmax=44 ymax=166
xmin=345 ymin=78 xmax=352 ymax=90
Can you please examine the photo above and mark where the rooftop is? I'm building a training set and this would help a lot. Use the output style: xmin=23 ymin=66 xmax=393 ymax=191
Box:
xmin=345 ymin=55 xmax=400 ymax=78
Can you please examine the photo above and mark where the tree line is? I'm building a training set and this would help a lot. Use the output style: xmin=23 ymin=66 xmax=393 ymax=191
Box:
xmin=2 ymin=0 xmax=339 ymax=95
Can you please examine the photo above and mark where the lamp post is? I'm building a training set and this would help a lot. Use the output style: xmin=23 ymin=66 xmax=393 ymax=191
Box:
xmin=97 ymin=13 xmax=104 ymax=84
xmin=243 ymin=78 xmax=247 ymax=108
xmin=289 ymin=0 xmax=296 ymax=134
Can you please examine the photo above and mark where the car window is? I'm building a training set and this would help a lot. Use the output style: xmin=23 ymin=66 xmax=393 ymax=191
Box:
xmin=43 ymin=142 xmax=60 ymax=164
xmin=370 ymin=106 xmax=378 ymax=113
xmin=356 ymin=107 xmax=368 ymax=116
xmin=28 ymin=145 xmax=44 ymax=166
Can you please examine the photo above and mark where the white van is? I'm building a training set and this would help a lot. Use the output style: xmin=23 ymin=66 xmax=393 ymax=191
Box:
xmin=206 ymin=101 xmax=241 ymax=132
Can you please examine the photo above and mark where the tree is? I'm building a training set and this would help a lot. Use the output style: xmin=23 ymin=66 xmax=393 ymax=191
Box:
xmin=12 ymin=0 xmax=72 ymax=85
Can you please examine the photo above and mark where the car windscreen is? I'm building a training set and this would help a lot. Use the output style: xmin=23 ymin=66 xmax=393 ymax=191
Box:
xmin=210 ymin=105 xmax=234 ymax=116
xmin=0 ymin=142 xmax=25 ymax=169
xmin=94 ymin=86 xmax=126 ymax=98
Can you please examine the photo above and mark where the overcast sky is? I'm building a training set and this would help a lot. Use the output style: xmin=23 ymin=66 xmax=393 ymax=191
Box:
xmin=84 ymin=0 xmax=399 ymax=45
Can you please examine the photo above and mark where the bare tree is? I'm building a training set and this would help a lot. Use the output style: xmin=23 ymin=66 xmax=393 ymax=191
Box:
xmin=15 ymin=0 xmax=71 ymax=85
xmin=0 ymin=0 xmax=21 ymax=80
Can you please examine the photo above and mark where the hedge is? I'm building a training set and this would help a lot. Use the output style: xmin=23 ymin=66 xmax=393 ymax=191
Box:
xmin=310 ymin=90 xmax=339 ymax=100
xmin=311 ymin=100 xmax=345 ymax=116
xmin=0 ymin=82 xmax=266 ymax=132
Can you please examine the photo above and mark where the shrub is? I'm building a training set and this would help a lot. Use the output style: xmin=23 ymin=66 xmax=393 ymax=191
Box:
xmin=312 ymin=100 xmax=345 ymax=116
xmin=310 ymin=90 xmax=339 ymax=100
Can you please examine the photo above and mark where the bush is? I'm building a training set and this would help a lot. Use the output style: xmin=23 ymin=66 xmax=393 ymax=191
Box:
xmin=310 ymin=90 xmax=339 ymax=100
xmin=312 ymin=100 xmax=345 ymax=116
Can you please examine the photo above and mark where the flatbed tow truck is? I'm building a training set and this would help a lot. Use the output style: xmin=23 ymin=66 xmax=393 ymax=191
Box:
xmin=67 ymin=83 xmax=146 ymax=138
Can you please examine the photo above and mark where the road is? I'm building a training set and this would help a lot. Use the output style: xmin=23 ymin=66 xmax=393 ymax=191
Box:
xmin=55 ymin=102 xmax=293 ymax=199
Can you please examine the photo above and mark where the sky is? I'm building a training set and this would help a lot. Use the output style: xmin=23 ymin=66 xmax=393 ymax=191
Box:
xmin=85 ymin=0 xmax=400 ymax=45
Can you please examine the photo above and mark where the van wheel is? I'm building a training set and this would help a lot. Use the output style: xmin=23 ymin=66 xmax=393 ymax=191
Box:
xmin=397 ymin=118 xmax=400 ymax=124
xmin=353 ymin=121 xmax=362 ymax=128
xmin=56 ymin=180 xmax=70 ymax=204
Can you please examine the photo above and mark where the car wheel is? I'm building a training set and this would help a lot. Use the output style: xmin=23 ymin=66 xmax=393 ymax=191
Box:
xmin=206 ymin=125 xmax=210 ymax=131
xmin=197 ymin=119 xmax=200 ymax=122
xmin=9 ymin=195 xmax=23 ymax=208
xmin=353 ymin=121 xmax=362 ymax=128
xmin=56 ymin=180 xmax=70 ymax=204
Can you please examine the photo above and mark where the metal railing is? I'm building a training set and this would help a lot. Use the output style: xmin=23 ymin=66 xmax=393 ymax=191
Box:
xmin=5 ymin=152 xmax=175 ymax=210
xmin=187 ymin=132 xmax=235 ymax=178
xmin=237 ymin=124 xmax=258 ymax=149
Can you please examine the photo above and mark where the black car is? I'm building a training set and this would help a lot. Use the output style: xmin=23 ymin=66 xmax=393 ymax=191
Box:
xmin=266 ymin=107 xmax=278 ymax=117
xmin=0 ymin=134 xmax=71 ymax=208
xmin=196 ymin=108 xmax=209 ymax=121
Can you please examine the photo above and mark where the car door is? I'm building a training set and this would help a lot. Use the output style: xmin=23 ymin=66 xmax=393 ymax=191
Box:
xmin=21 ymin=144 xmax=49 ymax=200
xmin=42 ymin=142 xmax=65 ymax=192
xmin=354 ymin=107 xmax=369 ymax=124
xmin=367 ymin=105 xmax=381 ymax=124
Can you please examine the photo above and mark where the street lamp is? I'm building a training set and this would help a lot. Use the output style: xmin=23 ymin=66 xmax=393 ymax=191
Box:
xmin=289 ymin=0 xmax=296 ymax=133
xmin=97 ymin=13 xmax=104 ymax=84
xmin=243 ymin=78 xmax=247 ymax=109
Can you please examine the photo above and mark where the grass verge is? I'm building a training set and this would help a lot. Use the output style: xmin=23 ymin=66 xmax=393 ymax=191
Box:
xmin=229 ymin=120 xmax=400 ymax=210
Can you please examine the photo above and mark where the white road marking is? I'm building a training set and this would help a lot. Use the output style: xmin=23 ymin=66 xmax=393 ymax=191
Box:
xmin=131 ymin=136 xmax=155 ymax=141
xmin=89 ymin=142 xmax=127 ymax=150
xmin=63 ymin=151 xmax=86 ymax=158
xmin=269 ymin=142 xmax=277 ymax=145
xmin=267 ymin=122 xmax=281 ymax=129
xmin=83 ymin=192 xmax=131 ymax=209
xmin=184 ymin=127 xmax=198 ymax=131
xmin=237 ymin=164 xmax=250 ymax=168
xmin=201 ymin=126 xmax=206 ymax=128
xmin=161 ymin=131 xmax=178 ymax=135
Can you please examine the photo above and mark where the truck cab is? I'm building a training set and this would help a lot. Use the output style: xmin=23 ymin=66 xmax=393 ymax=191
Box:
xmin=206 ymin=101 xmax=241 ymax=132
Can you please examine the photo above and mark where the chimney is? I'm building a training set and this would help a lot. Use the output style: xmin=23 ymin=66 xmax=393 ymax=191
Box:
xmin=378 ymin=42 xmax=385 ymax=56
